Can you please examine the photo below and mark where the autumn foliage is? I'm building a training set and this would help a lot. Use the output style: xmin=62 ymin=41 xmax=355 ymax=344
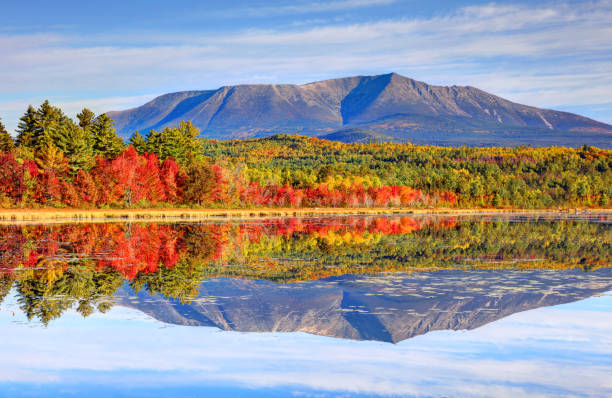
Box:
xmin=1 ymin=100 xmax=610 ymax=209
xmin=1 ymin=216 xmax=609 ymax=324
xmin=0 ymin=144 xmax=442 ymax=208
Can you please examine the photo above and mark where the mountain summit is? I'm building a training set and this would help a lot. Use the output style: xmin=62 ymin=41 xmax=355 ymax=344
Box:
xmin=108 ymin=73 xmax=612 ymax=147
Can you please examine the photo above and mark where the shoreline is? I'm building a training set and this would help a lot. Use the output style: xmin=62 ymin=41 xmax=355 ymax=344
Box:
xmin=0 ymin=207 xmax=610 ymax=224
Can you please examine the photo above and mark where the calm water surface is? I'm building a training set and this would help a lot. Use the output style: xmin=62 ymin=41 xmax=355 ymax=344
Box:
xmin=0 ymin=214 xmax=610 ymax=397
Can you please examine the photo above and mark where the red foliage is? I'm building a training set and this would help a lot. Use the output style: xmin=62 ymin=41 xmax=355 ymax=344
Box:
xmin=0 ymin=152 xmax=27 ymax=202
xmin=160 ymin=158 xmax=181 ymax=202
xmin=35 ymin=170 xmax=62 ymax=204
xmin=2 ymin=148 xmax=430 ymax=209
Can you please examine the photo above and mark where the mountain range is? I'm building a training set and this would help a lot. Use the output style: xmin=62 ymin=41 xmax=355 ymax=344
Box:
xmin=118 ymin=268 xmax=612 ymax=343
xmin=108 ymin=73 xmax=612 ymax=148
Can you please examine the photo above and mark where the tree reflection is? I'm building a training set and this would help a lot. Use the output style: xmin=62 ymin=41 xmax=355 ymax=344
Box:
xmin=0 ymin=216 xmax=609 ymax=324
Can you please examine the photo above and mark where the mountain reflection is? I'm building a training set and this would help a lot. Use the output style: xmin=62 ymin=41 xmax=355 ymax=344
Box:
xmin=0 ymin=215 xmax=610 ymax=340
xmin=120 ymin=269 xmax=612 ymax=343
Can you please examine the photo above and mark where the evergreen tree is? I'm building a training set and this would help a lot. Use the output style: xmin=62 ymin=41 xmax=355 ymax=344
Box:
xmin=57 ymin=123 xmax=94 ymax=173
xmin=34 ymin=100 xmax=72 ymax=151
xmin=129 ymin=131 xmax=147 ymax=154
xmin=0 ymin=117 xmax=14 ymax=152
xmin=143 ymin=121 xmax=203 ymax=165
xmin=15 ymin=105 xmax=37 ymax=148
xmin=16 ymin=101 xmax=74 ymax=152
xmin=77 ymin=108 xmax=95 ymax=131
xmin=91 ymin=113 xmax=124 ymax=158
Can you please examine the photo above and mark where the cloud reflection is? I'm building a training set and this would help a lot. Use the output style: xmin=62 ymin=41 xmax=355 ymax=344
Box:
xmin=0 ymin=294 xmax=610 ymax=397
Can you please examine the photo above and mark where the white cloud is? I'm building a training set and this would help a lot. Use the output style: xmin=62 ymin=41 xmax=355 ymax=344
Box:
xmin=0 ymin=297 xmax=611 ymax=397
xmin=1 ymin=0 xmax=611 ymax=131
xmin=211 ymin=0 xmax=399 ymax=18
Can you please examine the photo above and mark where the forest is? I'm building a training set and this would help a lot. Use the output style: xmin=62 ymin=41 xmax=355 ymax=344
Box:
xmin=1 ymin=216 xmax=609 ymax=324
xmin=0 ymin=101 xmax=611 ymax=209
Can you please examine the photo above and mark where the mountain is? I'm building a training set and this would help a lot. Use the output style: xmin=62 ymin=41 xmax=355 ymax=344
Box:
xmin=118 ymin=268 xmax=612 ymax=343
xmin=108 ymin=73 xmax=612 ymax=148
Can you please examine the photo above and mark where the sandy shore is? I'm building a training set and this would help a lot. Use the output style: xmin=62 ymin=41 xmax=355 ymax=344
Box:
xmin=0 ymin=207 xmax=609 ymax=224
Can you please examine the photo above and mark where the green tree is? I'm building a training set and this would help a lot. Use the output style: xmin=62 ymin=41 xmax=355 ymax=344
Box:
xmin=0 ymin=117 xmax=14 ymax=152
xmin=15 ymin=105 xmax=37 ymax=148
xmin=33 ymin=100 xmax=68 ymax=150
xmin=76 ymin=108 xmax=95 ymax=131
xmin=144 ymin=121 xmax=203 ymax=165
xmin=129 ymin=131 xmax=147 ymax=154
xmin=91 ymin=113 xmax=124 ymax=158
xmin=57 ymin=123 xmax=94 ymax=173
xmin=16 ymin=101 xmax=75 ymax=152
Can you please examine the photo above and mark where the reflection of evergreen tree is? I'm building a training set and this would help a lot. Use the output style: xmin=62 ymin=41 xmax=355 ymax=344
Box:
xmin=15 ymin=262 xmax=124 ymax=325
xmin=132 ymin=259 xmax=203 ymax=304
xmin=0 ymin=275 xmax=15 ymax=306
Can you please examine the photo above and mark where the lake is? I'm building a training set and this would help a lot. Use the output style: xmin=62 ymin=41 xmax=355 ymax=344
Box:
xmin=0 ymin=214 xmax=610 ymax=397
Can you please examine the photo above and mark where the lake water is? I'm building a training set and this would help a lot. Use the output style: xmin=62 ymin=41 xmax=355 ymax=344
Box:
xmin=0 ymin=214 xmax=610 ymax=397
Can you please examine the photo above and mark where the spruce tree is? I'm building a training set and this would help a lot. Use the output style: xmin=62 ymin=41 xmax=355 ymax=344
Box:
xmin=77 ymin=108 xmax=95 ymax=131
xmin=0 ymin=117 xmax=14 ymax=152
xmin=142 ymin=121 xmax=203 ymax=165
xmin=91 ymin=113 xmax=124 ymax=158
xmin=129 ymin=131 xmax=147 ymax=154
xmin=16 ymin=101 xmax=74 ymax=151
xmin=34 ymin=100 xmax=70 ymax=150
xmin=15 ymin=105 xmax=38 ymax=148
xmin=56 ymin=122 xmax=94 ymax=173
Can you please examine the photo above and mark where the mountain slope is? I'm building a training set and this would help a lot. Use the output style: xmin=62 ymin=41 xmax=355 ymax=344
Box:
xmin=108 ymin=73 xmax=612 ymax=147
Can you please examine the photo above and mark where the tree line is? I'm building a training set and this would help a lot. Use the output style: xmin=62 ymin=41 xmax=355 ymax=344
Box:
xmin=0 ymin=101 xmax=610 ymax=209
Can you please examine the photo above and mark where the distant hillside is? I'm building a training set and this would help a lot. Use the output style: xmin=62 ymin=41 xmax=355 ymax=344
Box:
xmin=108 ymin=73 xmax=612 ymax=148
xmin=319 ymin=128 xmax=394 ymax=143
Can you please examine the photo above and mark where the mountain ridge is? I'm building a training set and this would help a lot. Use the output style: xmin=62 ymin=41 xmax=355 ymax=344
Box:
xmin=108 ymin=73 xmax=612 ymax=147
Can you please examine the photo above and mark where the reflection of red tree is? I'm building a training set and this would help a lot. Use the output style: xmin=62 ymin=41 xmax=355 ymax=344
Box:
xmin=235 ymin=216 xmax=438 ymax=239
xmin=0 ymin=224 xmax=185 ymax=280
xmin=0 ymin=217 xmax=448 ymax=278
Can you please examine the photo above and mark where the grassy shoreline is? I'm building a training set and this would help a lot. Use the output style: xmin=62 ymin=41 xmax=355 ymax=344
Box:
xmin=0 ymin=207 xmax=610 ymax=224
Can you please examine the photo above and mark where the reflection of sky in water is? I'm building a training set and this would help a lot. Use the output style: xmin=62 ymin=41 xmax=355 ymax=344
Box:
xmin=0 ymin=292 xmax=610 ymax=397
xmin=0 ymin=215 xmax=609 ymax=396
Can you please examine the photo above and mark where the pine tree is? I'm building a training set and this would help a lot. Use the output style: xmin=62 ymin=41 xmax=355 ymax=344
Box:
xmin=15 ymin=105 xmax=38 ymax=148
xmin=142 ymin=121 xmax=203 ymax=165
xmin=129 ymin=131 xmax=147 ymax=154
xmin=76 ymin=108 xmax=95 ymax=131
xmin=91 ymin=113 xmax=124 ymax=158
xmin=61 ymin=123 xmax=94 ymax=173
xmin=16 ymin=101 xmax=74 ymax=152
xmin=0 ymin=117 xmax=14 ymax=152
xmin=35 ymin=100 xmax=75 ymax=151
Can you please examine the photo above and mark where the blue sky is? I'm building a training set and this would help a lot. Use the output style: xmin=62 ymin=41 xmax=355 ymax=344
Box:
xmin=1 ymin=0 xmax=611 ymax=134
xmin=0 ymin=292 xmax=611 ymax=397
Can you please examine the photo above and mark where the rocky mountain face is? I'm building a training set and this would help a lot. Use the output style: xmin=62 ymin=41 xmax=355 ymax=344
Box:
xmin=118 ymin=268 xmax=612 ymax=343
xmin=108 ymin=73 xmax=612 ymax=147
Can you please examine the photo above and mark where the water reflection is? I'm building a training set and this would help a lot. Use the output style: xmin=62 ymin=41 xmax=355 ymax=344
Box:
xmin=119 ymin=268 xmax=612 ymax=342
xmin=0 ymin=214 xmax=610 ymax=396
xmin=0 ymin=214 xmax=612 ymax=336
